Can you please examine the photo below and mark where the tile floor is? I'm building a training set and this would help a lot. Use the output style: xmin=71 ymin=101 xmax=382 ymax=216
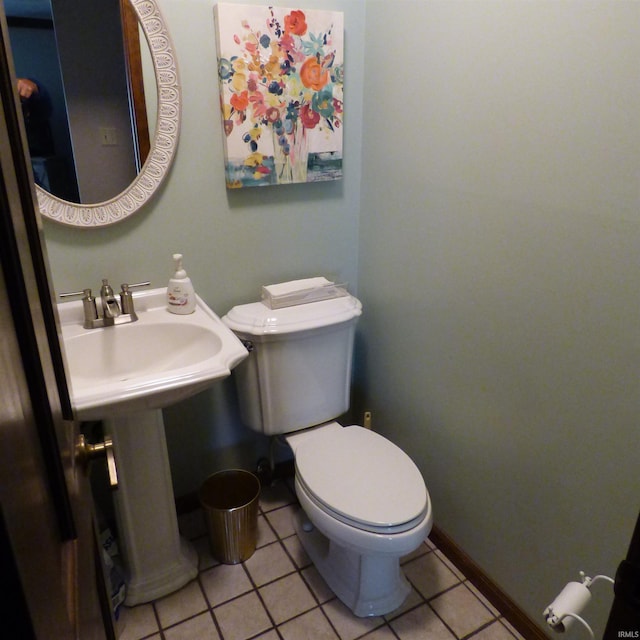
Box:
xmin=116 ymin=480 xmax=525 ymax=640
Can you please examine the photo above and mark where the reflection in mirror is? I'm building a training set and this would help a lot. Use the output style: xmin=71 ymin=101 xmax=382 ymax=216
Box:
xmin=7 ymin=0 xmax=151 ymax=203
xmin=7 ymin=0 xmax=180 ymax=227
xmin=7 ymin=0 xmax=80 ymax=201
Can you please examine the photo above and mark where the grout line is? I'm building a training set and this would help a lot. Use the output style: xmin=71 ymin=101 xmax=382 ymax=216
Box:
xmin=241 ymin=557 xmax=281 ymax=637
xmin=459 ymin=617 xmax=503 ymax=640
xmin=426 ymin=598 xmax=465 ymax=640
xmin=150 ymin=599 xmax=165 ymax=640
xmin=463 ymin=580 xmax=501 ymax=618
xmin=207 ymin=607 xmax=223 ymax=640
xmin=197 ymin=571 xmax=225 ymax=640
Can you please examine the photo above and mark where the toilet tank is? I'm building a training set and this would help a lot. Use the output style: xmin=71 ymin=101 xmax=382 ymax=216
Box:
xmin=222 ymin=295 xmax=362 ymax=435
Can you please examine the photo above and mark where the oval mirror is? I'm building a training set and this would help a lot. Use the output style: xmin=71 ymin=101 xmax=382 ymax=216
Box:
xmin=29 ymin=0 xmax=180 ymax=227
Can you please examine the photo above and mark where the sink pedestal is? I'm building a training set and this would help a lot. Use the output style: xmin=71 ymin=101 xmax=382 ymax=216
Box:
xmin=105 ymin=409 xmax=198 ymax=605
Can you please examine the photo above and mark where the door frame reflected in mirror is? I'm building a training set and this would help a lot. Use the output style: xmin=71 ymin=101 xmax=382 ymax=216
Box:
xmin=121 ymin=0 xmax=151 ymax=170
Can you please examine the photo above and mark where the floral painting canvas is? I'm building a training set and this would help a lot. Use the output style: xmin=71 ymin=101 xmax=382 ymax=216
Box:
xmin=214 ymin=4 xmax=344 ymax=188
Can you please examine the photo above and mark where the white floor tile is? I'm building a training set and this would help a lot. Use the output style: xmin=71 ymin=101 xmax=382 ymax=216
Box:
xmin=259 ymin=573 xmax=317 ymax=624
xmin=435 ymin=548 xmax=467 ymax=581
xmin=282 ymin=532 xmax=311 ymax=569
xmin=214 ymin=591 xmax=272 ymax=640
xmin=201 ymin=563 xmax=253 ymax=607
xmin=243 ymin=540 xmax=296 ymax=586
xmin=430 ymin=584 xmax=495 ymax=638
xmin=252 ymin=631 xmax=280 ymax=640
xmin=301 ymin=565 xmax=334 ymax=605
xmin=154 ymin=580 xmax=208 ymax=629
xmin=117 ymin=603 xmax=158 ymax=640
xmin=264 ymin=504 xmax=298 ymax=539
xmin=403 ymin=551 xmax=461 ymax=600
xmin=466 ymin=581 xmax=500 ymax=617
xmin=390 ymin=603 xmax=456 ymax=640
xmin=256 ymin=513 xmax=278 ymax=548
xmin=362 ymin=628 xmax=398 ymax=640
xmin=163 ymin=612 xmax=220 ymax=640
xmin=471 ymin=620 xmax=521 ymax=640
xmin=278 ymin=607 xmax=339 ymax=640
xmin=384 ymin=587 xmax=423 ymax=621
xmin=322 ymin=598 xmax=385 ymax=640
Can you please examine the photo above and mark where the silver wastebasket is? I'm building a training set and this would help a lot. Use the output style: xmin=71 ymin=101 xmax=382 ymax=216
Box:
xmin=198 ymin=469 xmax=261 ymax=564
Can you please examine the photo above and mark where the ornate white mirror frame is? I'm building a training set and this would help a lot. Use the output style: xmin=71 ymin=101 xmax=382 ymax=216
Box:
xmin=37 ymin=0 xmax=180 ymax=227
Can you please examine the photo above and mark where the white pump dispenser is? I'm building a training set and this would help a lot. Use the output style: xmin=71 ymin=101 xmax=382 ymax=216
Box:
xmin=166 ymin=253 xmax=196 ymax=314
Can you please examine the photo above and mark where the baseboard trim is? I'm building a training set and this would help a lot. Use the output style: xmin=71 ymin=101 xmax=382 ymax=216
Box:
xmin=429 ymin=525 xmax=549 ymax=640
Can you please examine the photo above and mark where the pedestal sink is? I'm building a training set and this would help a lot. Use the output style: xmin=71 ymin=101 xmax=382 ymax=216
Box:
xmin=58 ymin=288 xmax=248 ymax=605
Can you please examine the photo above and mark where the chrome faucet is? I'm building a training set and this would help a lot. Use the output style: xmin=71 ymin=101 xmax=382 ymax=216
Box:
xmin=60 ymin=280 xmax=150 ymax=329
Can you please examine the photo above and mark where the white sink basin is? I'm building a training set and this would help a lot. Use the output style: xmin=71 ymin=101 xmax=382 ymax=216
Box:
xmin=58 ymin=287 xmax=248 ymax=420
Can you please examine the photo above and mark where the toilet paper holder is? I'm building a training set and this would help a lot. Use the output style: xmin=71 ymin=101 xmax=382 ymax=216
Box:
xmin=544 ymin=571 xmax=614 ymax=638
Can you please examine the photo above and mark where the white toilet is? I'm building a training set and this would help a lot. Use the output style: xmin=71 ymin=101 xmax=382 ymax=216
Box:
xmin=222 ymin=292 xmax=432 ymax=617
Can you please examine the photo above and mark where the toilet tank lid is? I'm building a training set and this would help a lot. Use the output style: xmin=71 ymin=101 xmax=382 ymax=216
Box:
xmin=222 ymin=295 xmax=362 ymax=336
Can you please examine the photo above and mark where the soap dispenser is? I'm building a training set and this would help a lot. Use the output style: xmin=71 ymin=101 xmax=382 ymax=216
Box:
xmin=167 ymin=253 xmax=196 ymax=314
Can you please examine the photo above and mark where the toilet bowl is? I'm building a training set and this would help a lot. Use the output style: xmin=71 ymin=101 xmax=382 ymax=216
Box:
xmin=285 ymin=421 xmax=432 ymax=616
xmin=222 ymin=288 xmax=434 ymax=616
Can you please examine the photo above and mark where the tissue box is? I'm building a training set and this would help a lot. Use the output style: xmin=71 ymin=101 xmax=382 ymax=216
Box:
xmin=261 ymin=277 xmax=348 ymax=309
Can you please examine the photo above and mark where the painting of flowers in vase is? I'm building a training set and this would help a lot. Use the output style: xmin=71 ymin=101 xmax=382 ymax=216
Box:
xmin=214 ymin=3 xmax=344 ymax=188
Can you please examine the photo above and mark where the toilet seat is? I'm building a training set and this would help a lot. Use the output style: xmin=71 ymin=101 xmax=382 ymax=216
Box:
xmin=294 ymin=425 xmax=427 ymax=534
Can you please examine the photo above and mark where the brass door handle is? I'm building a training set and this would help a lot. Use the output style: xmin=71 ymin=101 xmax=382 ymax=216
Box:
xmin=76 ymin=433 xmax=118 ymax=489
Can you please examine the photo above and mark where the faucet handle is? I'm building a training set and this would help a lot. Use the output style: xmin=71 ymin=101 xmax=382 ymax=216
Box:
xmin=120 ymin=280 xmax=151 ymax=291
xmin=59 ymin=287 xmax=93 ymax=299
xmin=120 ymin=280 xmax=151 ymax=292
xmin=119 ymin=281 xmax=150 ymax=317
xmin=59 ymin=288 xmax=98 ymax=328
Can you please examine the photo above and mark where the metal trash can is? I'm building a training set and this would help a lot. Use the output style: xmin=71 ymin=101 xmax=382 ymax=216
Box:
xmin=198 ymin=469 xmax=261 ymax=564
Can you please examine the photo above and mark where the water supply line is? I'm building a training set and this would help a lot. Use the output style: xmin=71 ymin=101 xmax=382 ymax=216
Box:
xmin=544 ymin=572 xmax=615 ymax=638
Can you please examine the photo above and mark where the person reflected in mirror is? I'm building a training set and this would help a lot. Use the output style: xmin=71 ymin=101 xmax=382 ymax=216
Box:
xmin=16 ymin=78 xmax=55 ymax=158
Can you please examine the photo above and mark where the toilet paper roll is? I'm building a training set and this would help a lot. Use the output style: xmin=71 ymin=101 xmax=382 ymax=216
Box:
xmin=544 ymin=581 xmax=591 ymax=631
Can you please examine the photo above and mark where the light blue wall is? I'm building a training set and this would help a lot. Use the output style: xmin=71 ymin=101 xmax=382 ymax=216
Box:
xmin=43 ymin=0 xmax=365 ymax=494
xmin=358 ymin=0 xmax=640 ymax=635
xmin=43 ymin=0 xmax=639 ymax=635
